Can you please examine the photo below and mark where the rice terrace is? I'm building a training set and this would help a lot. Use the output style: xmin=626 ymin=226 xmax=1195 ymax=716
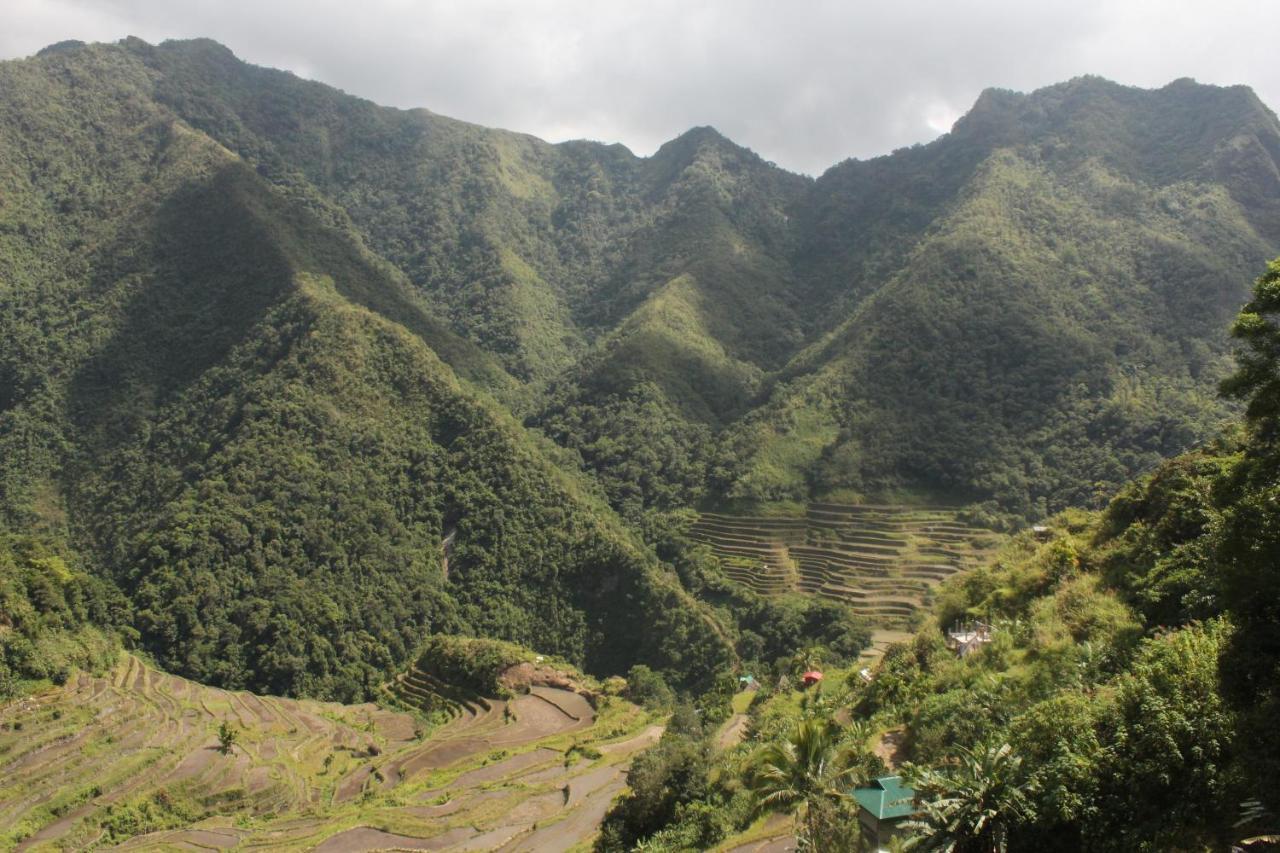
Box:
xmin=1 ymin=647 xmax=663 ymax=850
xmin=691 ymin=503 xmax=1001 ymax=624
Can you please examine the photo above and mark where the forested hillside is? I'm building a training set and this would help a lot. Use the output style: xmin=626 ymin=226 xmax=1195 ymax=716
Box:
xmin=731 ymin=78 xmax=1280 ymax=517
xmin=590 ymin=261 xmax=1280 ymax=852
xmin=3 ymin=36 xmax=1280 ymax=700
xmin=96 ymin=39 xmax=1280 ymax=523
xmin=0 ymin=41 xmax=733 ymax=700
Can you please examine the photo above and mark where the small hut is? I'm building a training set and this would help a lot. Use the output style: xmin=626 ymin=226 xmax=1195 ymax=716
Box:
xmin=945 ymin=620 xmax=993 ymax=658
xmin=852 ymin=775 xmax=919 ymax=851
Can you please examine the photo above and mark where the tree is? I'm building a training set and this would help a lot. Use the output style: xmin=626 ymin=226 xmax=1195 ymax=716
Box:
xmin=904 ymin=742 xmax=1032 ymax=853
xmin=1091 ymin=623 xmax=1231 ymax=849
xmin=598 ymin=728 xmax=714 ymax=848
xmin=744 ymin=717 xmax=867 ymax=848
xmin=1222 ymin=258 xmax=1280 ymax=443
xmin=1217 ymin=258 xmax=1280 ymax=814
xmin=217 ymin=721 xmax=238 ymax=755
xmin=791 ymin=646 xmax=826 ymax=678
xmin=624 ymin=664 xmax=675 ymax=709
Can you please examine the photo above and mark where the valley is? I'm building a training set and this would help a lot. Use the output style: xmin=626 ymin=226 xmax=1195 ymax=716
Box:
xmin=2 ymin=30 xmax=1280 ymax=851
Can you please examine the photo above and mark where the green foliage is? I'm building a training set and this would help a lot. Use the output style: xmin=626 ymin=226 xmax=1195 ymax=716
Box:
xmin=624 ymin=664 xmax=675 ymax=709
xmin=744 ymin=716 xmax=871 ymax=849
xmin=905 ymin=742 xmax=1033 ymax=853
xmin=1006 ymin=693 xmax=1104 ymax=831
xmin=1215 ymin=258 xmax=1280 ymax=814
xmin=216 ymin=721 xmax=238 ymax=755
xmin=412 ymin=634 xmax=534 ymax=696
xmin=598 ymin=726 xmax=717 ymax=850
xmin=99 ymin=790 xmax=204 ymax=843
xmin=719 ymin=593 xmax=875 ymax=679
xmin=0 ymin=533 xmax=126 ymax=696
xmin=1095 ymin=442 xmax=1238 ymax=624
xmin=533 ymin=382 xmax=727 ymax=520
xmin=1094 ymin=621 xmax=1233 ymax=850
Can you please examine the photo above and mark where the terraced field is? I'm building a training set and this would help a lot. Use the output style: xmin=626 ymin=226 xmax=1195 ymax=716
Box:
xmin=691 ymin=503 xmax=1000 ymax=624
xmin=0 ymin=655 xmax=660 ymax=850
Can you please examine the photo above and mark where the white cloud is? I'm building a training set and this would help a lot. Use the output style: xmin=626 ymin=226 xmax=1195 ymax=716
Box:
xmin=3 ymin=0 xmax=1279 ymax=174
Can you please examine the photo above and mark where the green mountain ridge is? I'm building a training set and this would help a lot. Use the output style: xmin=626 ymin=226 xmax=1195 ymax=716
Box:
xmin=98 ymin=41 xmax=1280 ymax=521
xmin=0 ymin=41 xmax=732 ymax=699
xmin=732 ymin=76 xmax=1280 ymax=514
xmin=4 ymin=36 xmax=1280 ymax=698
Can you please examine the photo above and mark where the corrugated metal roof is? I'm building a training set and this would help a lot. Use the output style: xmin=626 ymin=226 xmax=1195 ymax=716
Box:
xmin=852 ymin=775 xmax=917 ymax=820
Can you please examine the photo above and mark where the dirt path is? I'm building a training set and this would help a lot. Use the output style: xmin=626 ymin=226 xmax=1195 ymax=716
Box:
xmin=873 ymin=728 xmax=907 ymax=770
xmin=717 ymin=713 xmax=750 ymax=749
xmin=727 ymin=837 xmax=796 ymax=853
xmin=598 ymin=723 xmax=664 ymax=755
xmin=722 ymin=814 xmax=797 ymax=853
xmin=312 ymin=826 xmax=442 ymax=852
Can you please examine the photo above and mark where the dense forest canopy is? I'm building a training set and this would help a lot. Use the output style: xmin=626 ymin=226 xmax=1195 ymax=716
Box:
xmin=3 ymin=37 xmax=1280 ymax=702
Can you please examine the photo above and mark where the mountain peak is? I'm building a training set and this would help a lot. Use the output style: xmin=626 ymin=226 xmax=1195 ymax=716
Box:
xmin=673 ymin=125 xmax=729 ymax=145
xmin=650 ymin=125 xmax=739 ymax=162
xmin=35 ymin=39 xmax=87 ymax=58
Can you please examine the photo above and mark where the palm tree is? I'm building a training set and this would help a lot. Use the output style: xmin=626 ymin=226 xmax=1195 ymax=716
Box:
xmin=744 ymin=717 xmax=867 ymax=848
xmin=791 ymin=646 xmax=825 ymax=677
xmin=904 ymin=742 xmax=1032 ymax=853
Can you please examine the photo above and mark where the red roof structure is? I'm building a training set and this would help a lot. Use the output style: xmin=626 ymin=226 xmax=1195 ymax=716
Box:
xmin=802 ymin=670 xmax=824 ymax=686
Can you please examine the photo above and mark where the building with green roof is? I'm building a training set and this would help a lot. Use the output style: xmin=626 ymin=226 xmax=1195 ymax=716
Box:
xmin=851 ymin=775 xmax=918 ymax=851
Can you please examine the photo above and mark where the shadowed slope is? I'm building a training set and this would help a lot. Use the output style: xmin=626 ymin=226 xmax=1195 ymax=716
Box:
xmin=0 ymin=43 xmax=734 ymax=700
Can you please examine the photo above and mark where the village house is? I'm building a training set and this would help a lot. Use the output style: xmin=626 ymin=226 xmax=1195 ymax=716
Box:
xmin=945 ymin=620 xmax=993 ymax=657
xmin=852 ymin=775 xmax=919 ymax=851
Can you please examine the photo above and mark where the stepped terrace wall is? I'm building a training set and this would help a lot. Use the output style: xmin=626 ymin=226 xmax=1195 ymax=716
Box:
xmin=1 ymin=655 xmax=659 ymax=850
xmin=690 ymin=504 xmax=1000 ymax=625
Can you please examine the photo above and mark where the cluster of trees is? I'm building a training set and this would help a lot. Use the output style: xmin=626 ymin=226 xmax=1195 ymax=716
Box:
xmin=0 ymin=534 xmax=128 ymax=699
xmin=533 ymin=382 xmax=727 ymax=520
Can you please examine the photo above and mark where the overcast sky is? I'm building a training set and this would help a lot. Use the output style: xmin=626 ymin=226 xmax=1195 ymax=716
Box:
xmin=5 ymin=0 xmax=1279 ymax=174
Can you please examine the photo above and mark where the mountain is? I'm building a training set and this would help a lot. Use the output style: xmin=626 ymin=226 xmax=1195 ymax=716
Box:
xmin=0 ymin=40 xmax=734 ymax=700
xmin=52 ymin=39 xmax=1279 ymax=524
xmin=731 ymin=77 xmax=1280 ymax=517
xmin=3 ymin=37 xmax=1280 ymax=698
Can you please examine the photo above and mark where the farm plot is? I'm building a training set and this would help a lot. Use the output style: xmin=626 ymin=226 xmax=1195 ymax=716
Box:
xmin=2 ymin=655 xmax=658 ymax=851
xmin=691 ymin=503 xmax=1001 ymax=625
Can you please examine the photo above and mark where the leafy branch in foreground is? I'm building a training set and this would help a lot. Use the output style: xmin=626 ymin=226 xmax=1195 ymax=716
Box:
xmin=903 ymin=742 xmax=1032 ymax=853
xmin=744 ymin=717 xmax=869 ymax=849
